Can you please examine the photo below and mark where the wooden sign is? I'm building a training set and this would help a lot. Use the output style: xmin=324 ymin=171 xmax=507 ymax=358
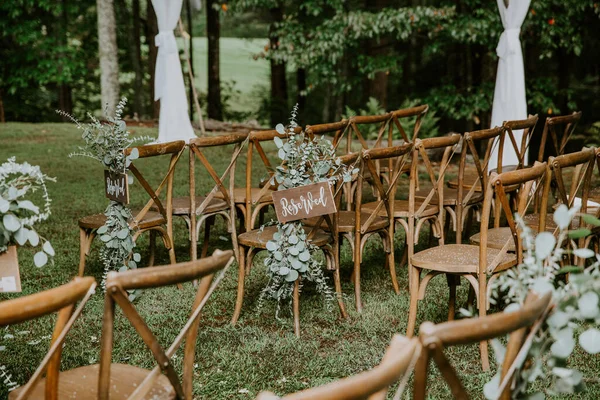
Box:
xmin=0 ymin=246 xmax=22 ymax=293
xmin=271 ymin=182 xmax=336 ymax=223
xmin=104 ymin=170 xmax=129 ymax=204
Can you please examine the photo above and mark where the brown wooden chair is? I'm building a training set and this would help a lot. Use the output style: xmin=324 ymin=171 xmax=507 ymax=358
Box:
xmin=232 ymin=153 xmax=360 ymax=334
xmin=256 ymin=335 xmax=419 ymax=400
xmin=408 ymin=162 xmax=549 ymax=369
xmin=537 ymin=111 xmax=582 ymax=162
xmin=417 ymin=128 xmax=505 ymax=245
xmin=215 ymin=129 xmax=299 ymax=233
xmin=371 ymin=134 xmax=461 ymax=285
xmin=413 ymin=290 xmax=553 ymax=398
xmin=171 ymin=133 xmax=248 ymax=261
xmin=78 ymin=140 xmax=186 ymax=275
xmin=2 ymin=277 xmax=97 ymax=400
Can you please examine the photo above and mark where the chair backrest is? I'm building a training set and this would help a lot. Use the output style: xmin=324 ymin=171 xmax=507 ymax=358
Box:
xmin=256 ymin=335 xmax=419 ymax=400
xmin=409 ymin=134 xmax=461 ymax=219
xmin=0 ymin=277 xmax=96 ymax=400
xmin=480 ymin=162 xmax=550 ymax=269
xmin=537 ymin=111 xmax=582 ymax=162
xmin=413 ymin=291 xmax=553 ymax=400
xmin=502 ymin=114 xmax=539 ymax=170
xmin=455 ymin=127 xmax=505 ymax=242
xmin=359 ymin=143 xmax=414 ymax=230
xmin=125 ymin=140 xmax=186 ymax=225
xmin=98 ymin=249 xmax=234 ymax=400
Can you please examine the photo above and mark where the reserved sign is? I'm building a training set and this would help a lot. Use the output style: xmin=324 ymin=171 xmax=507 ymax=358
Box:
xmin=0 ymin=246 xmax=21 ymax=293
xmin=104 ymin=170 xmax=129 ymax=204
xmin=271 ymin=182 xmax=336 ymax=223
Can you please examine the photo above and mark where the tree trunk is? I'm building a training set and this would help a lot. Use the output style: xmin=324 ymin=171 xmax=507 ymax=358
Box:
xmin=59 ymin=0 xmax=73 ymax=118
xmin=97 ymin=0 xmax=120 ymax=114
xmin=296 ymin=68 xmax=306 ymax=117
xmin=147 ymin=1 xmax=159 ymax=118
xmin=131 ymin=0 xmax=143 ymax=118
xmin=269 ymin=5 xmax=288 ymax=126
xmin=207 ymin=0 xmax=223 ymax=120
xmin=0 ymin=88 xmax=5 ymax=123
xmin=186 ymin=0 xmax=195 ymax=122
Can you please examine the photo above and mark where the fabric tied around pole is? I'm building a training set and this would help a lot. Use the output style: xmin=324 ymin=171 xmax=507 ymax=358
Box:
xmin=154 ymin=31 xmax=178 ymax=101
xmin=496 ymin=28 xmax=521 ymax=59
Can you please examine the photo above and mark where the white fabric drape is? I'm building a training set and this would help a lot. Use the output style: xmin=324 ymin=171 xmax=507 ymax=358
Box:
xmin=488 ymin=0 xmax=531 ymax=172
xmin=151 ymin=0 xmax=196 ymax=143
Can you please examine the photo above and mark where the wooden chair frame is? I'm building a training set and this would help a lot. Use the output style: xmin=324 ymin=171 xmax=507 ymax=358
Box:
xmin=413 ymin=291 xmax=553 ymax=400
xmin=174 ymin=134 xmax=248 ymax=262
xmin=408 ymin=162 xmax=550 ymax=370
xmin=78 ymin=140 xmax=186 ymax=275
xmin=256 ymin=335 xmax=419 ymax=400
xmin=537 ymin=111 xmax=582 ymax=162
xmin=99 ymin=249 xmax=234 ymax=399
xmin=1 ymin=277 xmax=96 ymax=400
xmin=502 ymin=114 xmax=539 ymax=171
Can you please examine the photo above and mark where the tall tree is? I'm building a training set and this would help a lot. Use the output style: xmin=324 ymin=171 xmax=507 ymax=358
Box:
xmin=97 ymin=0 xmax=120 ymax=113
xmin=146 ymin=1 xmax=159 ymax=118
xmin=207 ymin=0 xmax=223 ymax=120
xmin=269 ymin=4 xmax=288 ymax=126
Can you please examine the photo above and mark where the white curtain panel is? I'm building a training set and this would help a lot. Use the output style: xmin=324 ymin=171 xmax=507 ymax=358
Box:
xmin=488 ymin=0 xmax=531 ymax=172
xmin=152 ymin=0 xmax=196 ymax=143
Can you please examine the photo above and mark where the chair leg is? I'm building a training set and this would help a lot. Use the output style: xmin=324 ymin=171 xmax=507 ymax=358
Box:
xmin=293 ymin=279 xmax=301 ymax=338
xmin=328 ymin=246 xmax=348 ymax=320
xmin=354 ymin=233 xmax=363 ymax=313
xmin=231 ymin=245 xmax=246 ymax=325
xmin=148 ymin=230 xmax=157 ymax=267
xmin=407 ymin=266 xmax=420 ymax=337
xmin=387 ymin=230 xmax=400 ymax=295
xmin=201 ymin=216 xmax=215 ymax=259
xmin=78 ymin=227 xmax=92 ymax=277
xmin=447 ymin=274 xmax=458 ymax=321
xmin=479 ymin=278 xmax=490 ymax=371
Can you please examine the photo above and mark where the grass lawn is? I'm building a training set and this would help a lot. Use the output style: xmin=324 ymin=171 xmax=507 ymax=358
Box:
xmin=1 ymin=123 xmax=599 ymax=399
xmin=189 ymin=38 xmax=269 ymax=115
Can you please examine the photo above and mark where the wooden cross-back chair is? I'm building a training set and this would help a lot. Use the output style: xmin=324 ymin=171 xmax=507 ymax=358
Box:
xmin=232 ymin=152 xmax=361 ymax=335
xmin=171 ymin=133 xmax=248 ymax=261
xmin=368 ymin=134 xmax=461 ymax=285
xmin=2 ymin=277 xmax=97 ymax=400
xmin=537 ymin=111 xmax=582 ymax=162
xmin=78 ymin=140 xmax=186 ymax=275
xmin=413 ymin=291 xmax=553 ymax=399
xmin=256 ymin=335 xmax=419 ymax=400
xmin=409 ymin=162 xmax=549 ymax=369
xmin=217 ymin=128 xmax=301 ymax=233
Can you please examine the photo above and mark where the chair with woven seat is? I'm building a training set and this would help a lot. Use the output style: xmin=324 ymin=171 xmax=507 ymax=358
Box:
xmin=171 ymin=133 xmax=248 ymax=261
xmin=231 ymin=152 xmax=360 ymax=334
xmin=2 ymin=277 xmax=97 ymax=400
xmin=256 ymin=334 xmax=419 ymax=400
xmin=413 ymin=290 xmax=552 ymax=395
xmin=537 ymin=111 xmax=582 ymax=162
xmin=416 ymin=127 xmax=505 ymax=245
xmin=408 ymin=162 xmax=549 ymax=369
xmin=78 ymin=140 xmax=186 ymax=275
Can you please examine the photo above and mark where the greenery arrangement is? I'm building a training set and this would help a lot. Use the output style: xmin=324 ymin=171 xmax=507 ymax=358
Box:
xmin=259 ymin=106 xmax=357 ymax=318
xmin=59 ymin=98 xmax=150 ymax=294
xmin=0 ymin=157 xmax=55 ymax=267
xmin=484 ymin=205 xmax=600 ymax=399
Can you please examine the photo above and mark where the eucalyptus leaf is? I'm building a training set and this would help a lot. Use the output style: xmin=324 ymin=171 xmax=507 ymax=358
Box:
xmin=43 ymin=241 xmax=55 ymax=256
xmin=33 ymin=251 xmax=48 ymax=268
xmin=17 ymin=200 xmax=39 ymax=213
xmin=0 ymin=198 xmax=9 ymax=213
xmin=573 ymin=248 xmax=594 ymax=259
xmin=581 ymin=214 xmax=600 ymax=227
xmin=133 ymin=253 xmax=141 ymax=262
xmin=14 ymin=227 xmax=29 ymax=246
xmin=27 ymin=229 xmax=39 ymax=246
xmin=266 ymin=241 xmax=277 ymax=252
xmin=483 ymin=373 xmax=500 ymax=400
xmin=278 ymin=267 xmax=290 ymax=276
xmin=535 ymin=232 xmax=555 ymax=260
xmin=129 ymin=147 xmax=139 ymax=160
xmin=568 ymin=229 xmax=591 ymax=239
xmin=97 ymin=225 xmax=109 ymax=234
xmin=116 ymin=228 xmax=129 ymax=239
xmin=274 ymin=251 xmax=283 ymax=261
xmin=100 ymin=234 xmax=112 ymax=242
xmin=273 ymin=136 xmax=284 ymax=148
xmin=275 ymin=123 xmax=285 ymax=134
xmin=579 ymin=328 xmax=600 ymax=354
xmin=288 ymin=235 xmax=299 ymax=244
xmin=551 ymin=335 xmax=575 ymax=359
xmin=553 ymin=204 xmax=572 ymax=230
xmin=299 ymin=250 xmax=311 ymax=262
xmin=285 ymin=269 xmax=299 ymax=282
xmin=2 ymin=214 xmax=20 ymax=232
xmin=578 ymin=292 xmax=599 ymax=319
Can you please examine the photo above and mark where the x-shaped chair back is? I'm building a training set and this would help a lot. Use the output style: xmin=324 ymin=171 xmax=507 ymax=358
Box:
xmin=0 ymin=277 xmax=96 ymax=400
xmin=537 ymin=111 xmax=582 ymax=162
xmin=483 ymin=162 xmax=550 ymax=270
xmin=453 ymin=127 xmax=506 ymax=242
xmin=256 ymin=335 xmax=419 ymax=400
xmin=126 ymin=140 xmax=186 ymax=227
xmin=502 ymin=114 xmax=539 ymax=171
xmin=99 ymin=249 xmax=234 ymax=399
xmin=413 ymin=291 xmax=553 ymax=400
xmin=188 ymin=133 xmax=249 ymax=259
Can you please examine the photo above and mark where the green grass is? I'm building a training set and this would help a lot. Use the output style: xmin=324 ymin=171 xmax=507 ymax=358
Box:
xmin=1 ymin=123 xmax=599 ymax=399
xmin=189 ymin=38 xmax=269 ymax=115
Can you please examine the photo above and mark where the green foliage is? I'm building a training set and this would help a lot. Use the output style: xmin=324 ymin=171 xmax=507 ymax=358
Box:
xmin=0 ymin=157 xmax=55 ymax=266
xmin=486 ymin=205 xmax=600 ymax=398
xmin=259 ymin=106 xmax=355 ymax=317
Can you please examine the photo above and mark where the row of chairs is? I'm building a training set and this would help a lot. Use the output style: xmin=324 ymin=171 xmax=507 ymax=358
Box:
xmin=0 ymin=257 xmax=551 ymax=399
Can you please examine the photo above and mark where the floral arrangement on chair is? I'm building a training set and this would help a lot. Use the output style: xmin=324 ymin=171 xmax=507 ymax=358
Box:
xmin=484 ymin=204 xmax=600 ymax=399
xmin=259 ymin=106 xmax=357 ymax=317
xmin=0 ymin=157 xmax=55 ymax=267
xmin=59 ymin=98 xmax=151 ymax=293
